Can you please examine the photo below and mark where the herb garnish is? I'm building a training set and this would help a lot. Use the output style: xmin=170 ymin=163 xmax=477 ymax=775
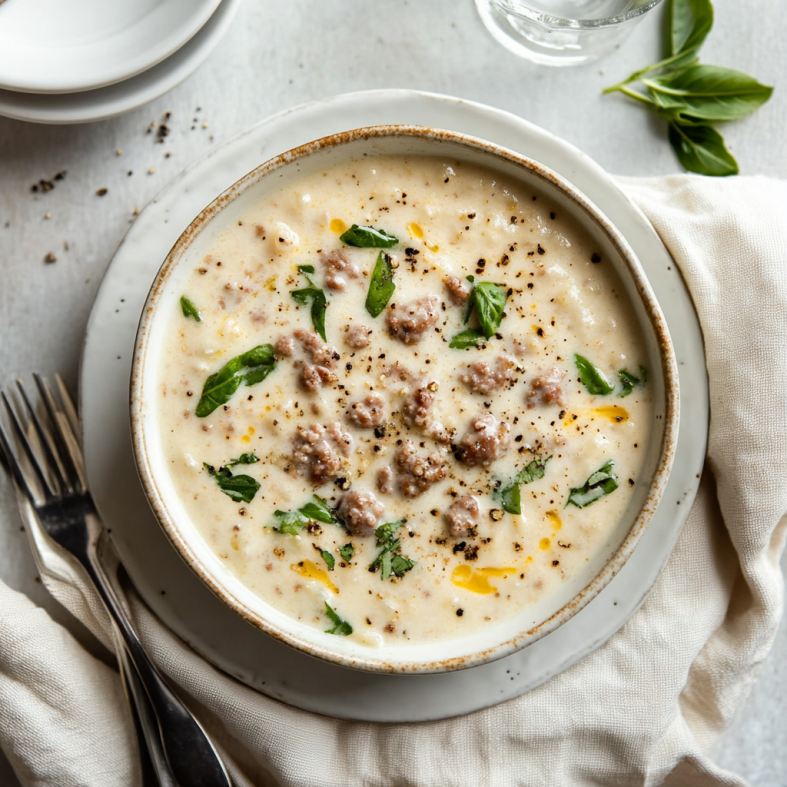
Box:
xmin=318 ymin=549 xmax=335 ymax=571
xmin=365 ymin=251 xmax=396 ymax=318
xmin=338 ymin=543 xmax=355 ymax=562
xmin=271 ymin=495 xmax=337 ymax=535
xmin=180 ymin=296 xmax=202 ymax=322
xmin=203 ymin=453 xmax=260 ymax=503
xmin=291 ymin=265 xmax=328 ymax=341
xmin=340 ymin=224 xmax=399 ymax=248
xmin=618 ymin=366 xmax=648 ymax=398
xmin=450 ymin=276 xmax=508 ymax=347
xmin=195 ymin=345 xmax=276 ymax=417
xmin=369 ymin=520 xmax=415 ymax=580
xmin=575 ymin=354 xmax=614 ymax=396
xmin=495 ymin=456 xmax=551 ymax=515
xmin=603 ymin=0 xmax=773 ymax=176
xmin=566 ymin=460 xmax=619 ymax=508
xmin=324 ymin=603 xmax=353 ymax=636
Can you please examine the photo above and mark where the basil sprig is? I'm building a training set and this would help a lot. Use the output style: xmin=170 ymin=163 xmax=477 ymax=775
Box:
xmin=271 ymin=495 xmax=337 ymax=535
xmin=450 ymin=276 xmax=508 ymax=347
xmin=618 ymin=366 xmax=648 ymax=398
xmin=196 ymin=345 xmax=276 ymax=417
xmin=319 ymin=549 xmax=335 ymax=571
xmin=340 ymin=224 xmax=398 ymax=248
xmin=369 ymin=520 xmax=415 ymax=580
xmin=324 ymin=603 xmax=353 ymax=636
xmin=203 ymin=453 xmax=260 ymax=503
xmin=566 ymin=461 xmax=619 ymax=508
xmin=180 ymin=296 xmax=202 ymax=322
xmin=603 ymin=0 xmax=773 ymax=176
xmin=291 ymin=265 xmax=328 ymax=341
xmin=495 ymin=456 xmax=551 ymax=515
xmin=338 ymin=543 xmax=355 ymax=562
xmin=449 ymin=329 xmax=485 ymax=349
xmin=575 ymin=354 xmax=614 ymax=396
xmin=365 ymin=251 xmax=396 ymax=318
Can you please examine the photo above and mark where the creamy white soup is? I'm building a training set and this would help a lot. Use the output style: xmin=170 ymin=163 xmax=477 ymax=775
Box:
xmin=156 ymin=154 xmax=653 ymax=647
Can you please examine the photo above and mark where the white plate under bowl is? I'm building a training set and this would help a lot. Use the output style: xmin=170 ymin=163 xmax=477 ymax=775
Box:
xmin=0 ymin=0 xmax=221 ymax=95
xmin=81 ymin=90 xmax=708 ymax=722
xmin=0 ymin=0 xmax=242 ymax=125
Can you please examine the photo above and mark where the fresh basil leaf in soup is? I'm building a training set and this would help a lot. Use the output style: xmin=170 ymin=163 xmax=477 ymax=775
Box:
xmin=196 ymin=344 xmax=276 ymax=417
xmin=291 ymin=287 xmax=328 ymax=342
xmin=340 ymin=224 xmax=399 ymax=248
xmin=203 ymin=462 xmax=260 ymax=504
xmin=365 ymin=251 xmax=396 ymax=318
xmin=449 ymin=329 xmax=486 ymax=349
xmin=319 ymin=549 xmax=335 ymax=571
xmin=297 ymin=264 xmax=318 ymax=288
xmin=575 ymin=354 xmax=614 ymax=396
xmin=180 ymin=296 xmax=202 ymax=322
xmin=225 ymin=452 xmax=259 ymax=467
xmin=470 ymin=282 xmax=507 ymax=339
xmin=271 ymin=509 xmax=309 ymax=535
xmin=669 ymin=0 xmax=714 ymax=57
xmin=496 ymin=456 xmax=552 ymax=516
xmin=369 ymin=521 xmax=414 ymax=581
xmin=375 ymin=520 xmax=406 ymax=546
xmin=643 ymin=65 xmax=773 ymax=121
xmin=324 ymin=603 xmax=353 ymax=636
xmin=668 ymin=121 xmax=738 ymax=176
xmin=338 ymin=543 xmax=355 ymax=562
xmin=299 ymin=495 xmax=337 ymax=525
xmin=379 ymin=549 xmax=393 ymax=581
xmin=391 ymin=554 xmax=416 ymax=577
xmin=566 ymin=460 xmax=619 ymax=508
xmin=618 ymin=369 xmax=640 ymax=398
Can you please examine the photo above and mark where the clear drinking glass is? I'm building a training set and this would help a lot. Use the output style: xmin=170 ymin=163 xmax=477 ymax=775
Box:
xmin=475 ymin=0 xmax=664 ymax=66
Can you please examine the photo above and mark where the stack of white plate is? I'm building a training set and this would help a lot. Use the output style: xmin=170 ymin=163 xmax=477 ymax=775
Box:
xmin=0 ymin=0 xmax=243 ymax=124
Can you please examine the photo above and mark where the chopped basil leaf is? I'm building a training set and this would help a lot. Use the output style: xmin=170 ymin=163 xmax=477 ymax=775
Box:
xmin=449 ymin=329 xmax=485 ymax=349
xmin=566 ymin=460 xmax=619 ymax=508
xmin=203 ymin=462 xmax=260 ymax=504
xmin=340 ymin=224 xmax=398 ymax=248
xmin=324 ymin=602 xmax=353 ymax=636
xmin=319 ymin=549 xmax=335 ymax=571
xmin=365 ymin=251 xmax=396 ymax=318
xmin=338 ymin=543 xmax=355 ymax=562
xmin=180 ymin=296 xmax=202 ymax=322
xmin=297 ymin=264 xmax=318 ymax=287
xmin=618 ymin=366 xmax=648 ymax=398
xmin=225 ymin=452 xmax=259 ymax=467
xmin=495 ymin=456 xmax=552 ymax=515
xmin=272 ymin=495 xmax=338 ymax=534
xmin=196 ymin=345 xmax=276 ymax=417
xmin=471 ymin=282 xmax=508 ymax=339
xmin=575 ymin=354 xmax=614 ymax=396
xmin=369 ymin=521 xmax=414 ymax=580
xmin=291 ymin=287 xmax=328 ymax=342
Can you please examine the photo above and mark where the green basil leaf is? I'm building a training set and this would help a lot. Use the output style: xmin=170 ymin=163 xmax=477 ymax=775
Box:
xmin=319 ymin=549 xmax=335 ymax=571
xmin=669 ymin=0 xmax=714 ymax=57
xmin=340 ymin=224 xmax=398 ymax=248
xmin=644 ymin=65 xmax=773 ymax=121
xmin=575 ymin=354 xmax=614 ymax=396
xmin=668 ymin=122 xmax=738 ymax=176
xmin=324 ymin=602 xmax=353 ymax=636
xmin=299 ymin=495 xmax=337 ymax=525
xmin=380 ymin=548 xmax=393 ymax=581
xmin=566 ymin=460 xmax=619 ymax=508
xmin=291 ymin=287 xmax=328 ymax=341
xmin=365 ymin=251 xmax=396 ymax=318
xmin=271 ymin=509 xmax=309 ymax=535
xmin=471 ymin=282 xmax=507 ymax=339
xmin=495 ymin=456 xmax=552 ymax=516
xmin=180 ymin=296 xmax=202 ymax=322
xmin=196 ymin=345 xmax=276 ymax=417
xmin=449 ymin=329 xmax=486 ymax=349
xmin=203 ymin=463 xmax=260 ymax=504
xmin=225 ymin=452 xmax=259 ymax=467
xmin=297 ymin=264 xmax=318 ymax=288
xmin=338 ymin=543 xmax=355 ymax=562
xmin=391 ymin=553 xmax=416 ymax=577
xmin=618 ymin=369 xmax=640 ymax=398
xmin=375 ymin=520 xmax=406 ymax=547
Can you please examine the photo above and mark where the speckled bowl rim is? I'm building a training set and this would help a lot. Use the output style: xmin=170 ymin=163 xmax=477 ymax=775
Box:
xmin=131 ymin=125 xmax=679 ymax=674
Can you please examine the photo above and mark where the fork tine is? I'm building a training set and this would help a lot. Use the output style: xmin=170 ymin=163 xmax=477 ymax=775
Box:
xmin=33 ymin=374 xmax=82 ymax=492
xmin=55 ymin=373 xmax=81 ymax=447
xmin=0 ymin=420 xmax=38 ymax=502
xmin=0 ymin=392 xmax=52 ymax=500
xmin=15 ymin=379 xmax=71 ymax=495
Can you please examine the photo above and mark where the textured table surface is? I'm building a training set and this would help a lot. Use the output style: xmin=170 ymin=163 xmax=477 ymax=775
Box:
xmin=0 ymin=1 xmax=785 ymax=784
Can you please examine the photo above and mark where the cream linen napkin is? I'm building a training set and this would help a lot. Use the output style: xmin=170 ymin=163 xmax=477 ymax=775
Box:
xmin=0 ymin=174 xmax=785 ymax=787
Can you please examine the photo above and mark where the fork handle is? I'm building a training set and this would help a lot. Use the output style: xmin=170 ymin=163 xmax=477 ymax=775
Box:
xmin=78 ymin=517 xmax=231 ymax=787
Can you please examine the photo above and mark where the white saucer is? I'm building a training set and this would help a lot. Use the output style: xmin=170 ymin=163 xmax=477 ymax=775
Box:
xmin=0 ymin=0 xmax=221 ymax=94
xmin=0 ymin=0 xmax=242 ymax=125
xmin=80 ymin=90 xmax=708 ymax=723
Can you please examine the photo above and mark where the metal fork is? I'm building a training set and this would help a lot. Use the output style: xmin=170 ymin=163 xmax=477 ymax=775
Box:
xmin=0 ymin=375 xmax=232 ymax=787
